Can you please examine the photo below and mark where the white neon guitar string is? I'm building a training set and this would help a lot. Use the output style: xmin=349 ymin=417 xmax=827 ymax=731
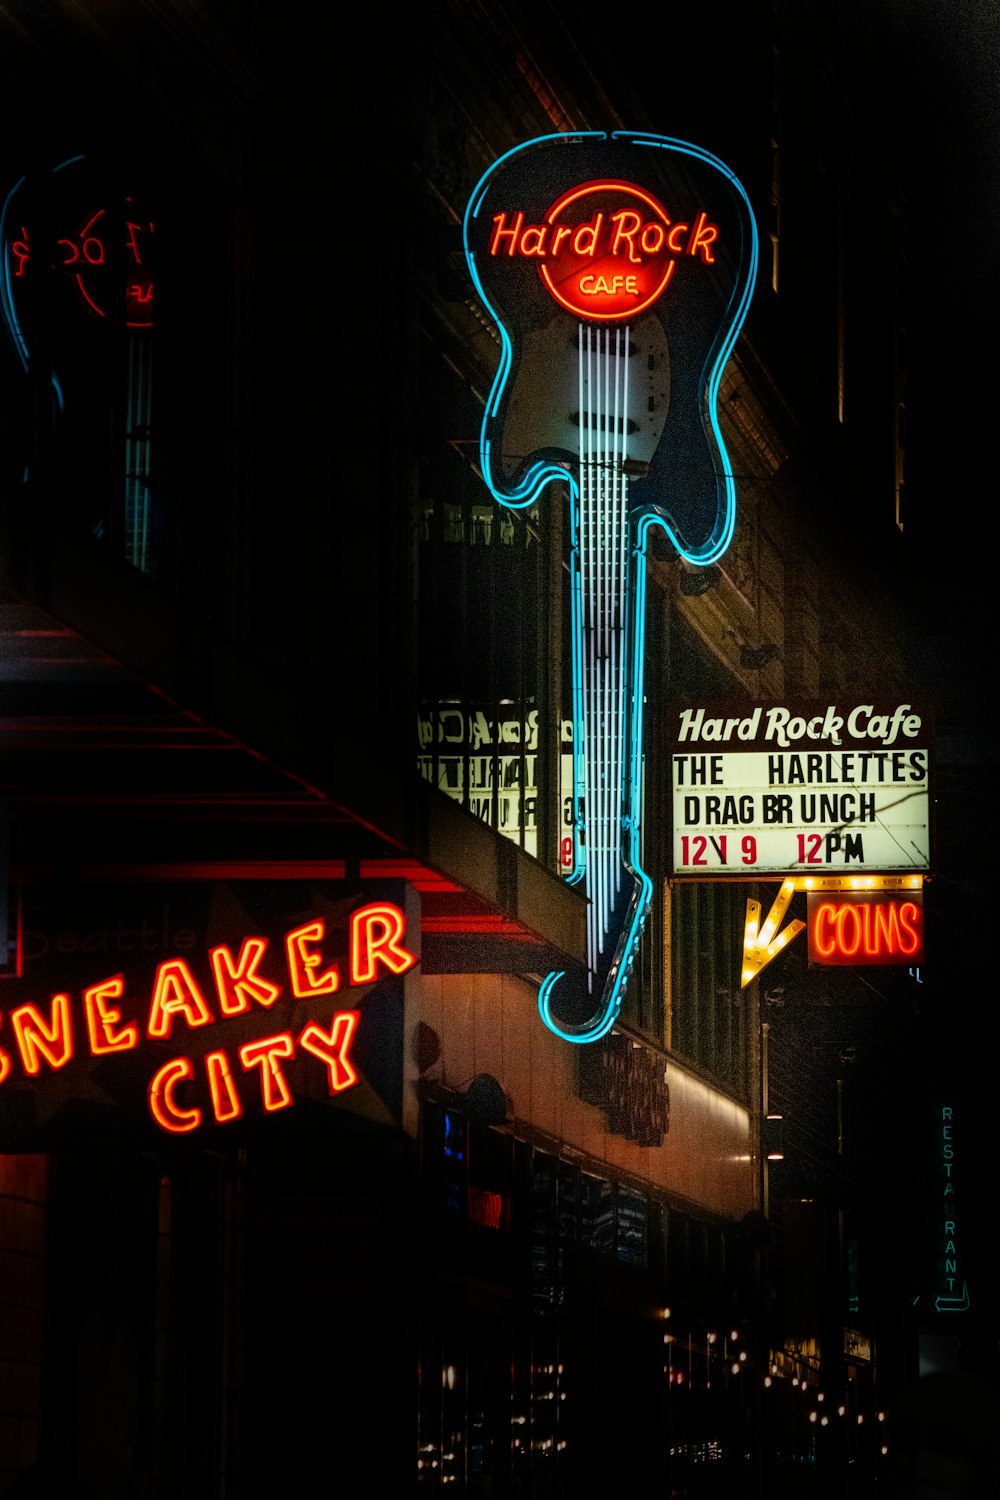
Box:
xmin=579 ymin=323 xmax=629 ymax=983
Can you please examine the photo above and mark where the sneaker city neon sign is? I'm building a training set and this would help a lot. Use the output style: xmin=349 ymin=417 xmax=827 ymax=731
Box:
xmin=0 ymin=902 xmax=416 ymax=1135
xmin=464 ymin=132 xmax=757 ymax=1041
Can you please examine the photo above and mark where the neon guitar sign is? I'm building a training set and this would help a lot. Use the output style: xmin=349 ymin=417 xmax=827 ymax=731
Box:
xmin=464 ymin=132 xmax=757 ymax=1043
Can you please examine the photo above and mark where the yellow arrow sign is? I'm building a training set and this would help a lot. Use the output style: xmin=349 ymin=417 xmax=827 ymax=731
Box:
xmin=741 ymin=879 xmax=806 ymax=988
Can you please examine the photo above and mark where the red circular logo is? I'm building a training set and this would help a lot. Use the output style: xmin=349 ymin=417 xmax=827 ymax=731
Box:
xmin=538 ymin=179 xmax=680 ymax=321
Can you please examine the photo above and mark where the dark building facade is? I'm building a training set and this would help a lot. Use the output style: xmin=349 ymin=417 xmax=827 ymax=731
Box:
xmin=0 ymin=3 xmax=983 ymax=1497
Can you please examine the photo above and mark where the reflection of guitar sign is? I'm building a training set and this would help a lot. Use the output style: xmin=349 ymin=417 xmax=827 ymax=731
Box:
xmin=464 ymin=132 xmax=757 ymax=1043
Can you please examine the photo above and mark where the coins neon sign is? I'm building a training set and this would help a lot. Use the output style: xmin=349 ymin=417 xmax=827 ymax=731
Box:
xmin=807 ymin=892 xmax=924 ymax=965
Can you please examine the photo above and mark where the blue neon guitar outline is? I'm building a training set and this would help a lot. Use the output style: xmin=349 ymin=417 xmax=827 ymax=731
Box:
xmin=464 ymin=131 xmax=758 ymax=1043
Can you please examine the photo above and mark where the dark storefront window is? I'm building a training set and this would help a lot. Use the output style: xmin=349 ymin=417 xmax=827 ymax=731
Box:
xmin=417 ymin=1111 xmax=693 ymax=1493
xmin=418 ymin=1108 xmax=761 ymax=1494
xmin=423 ymin=1107 xmax=662 ymax=1295
xmin=0 ymin=1155 xmax=48 ymax=1490
xmin=531 ymin=1154 xmax=655 ymax=1306
xmin=579 ymin=1174 xmax=615 ymax=1259
xmin=616 ymin=1186 xmax=650 ymax=1266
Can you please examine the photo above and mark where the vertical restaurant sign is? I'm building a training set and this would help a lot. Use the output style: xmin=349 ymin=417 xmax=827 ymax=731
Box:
xmin=464 ymin=132 xmax=757 ymax=1043
xmin=935 ymin=1103 xmax=969 ymax=1313
xmin=0 ymin=882 xmax=418 ymax=1147
xmin=669 ymin=700 xmax=931 ymax=876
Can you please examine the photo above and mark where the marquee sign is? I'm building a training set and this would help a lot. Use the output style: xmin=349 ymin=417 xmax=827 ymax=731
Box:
xmin=0 ymin=882 xmax=417 ymax=1147
xmin=465 ymin=132 xmax=758 ymax=1042
xmin=670 ymin=700 xmax=931 ymax=876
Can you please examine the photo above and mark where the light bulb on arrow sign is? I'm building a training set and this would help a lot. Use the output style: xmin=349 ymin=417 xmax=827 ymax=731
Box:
xmin=741 ymin=879 xmax=805 ymax=988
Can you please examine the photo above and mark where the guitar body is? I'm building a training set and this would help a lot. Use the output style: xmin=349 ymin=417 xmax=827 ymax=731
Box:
xmin=465 ymin=131 xmax=757 ymax=560
xmin=464 ymin=132 xmax=758 ymax=1040
xmin=500 ymin=311 xmax=670 ymax=474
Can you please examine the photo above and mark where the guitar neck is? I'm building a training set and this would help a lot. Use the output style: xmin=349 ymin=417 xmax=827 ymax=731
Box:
xmin=577 ymin=323 xmax=634 ymax=986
